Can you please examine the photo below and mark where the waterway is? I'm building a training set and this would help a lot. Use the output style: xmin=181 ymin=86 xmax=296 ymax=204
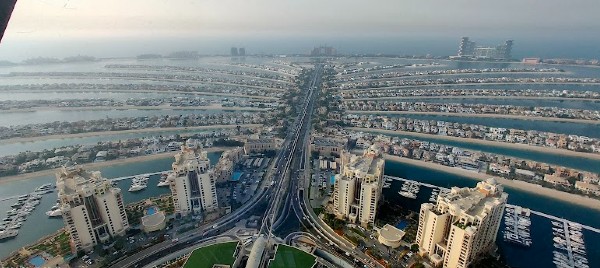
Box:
xmin=382 ymin=160 xmax=600 ymax=268
xmin=382 ymin=113 xmax=600 ymax=138
xmin=0 ymin=91 xmax=233 ymax=102
xmin=0 ymin=152 xmax=221 ymax=259
xmin=0 ymin=109 xmax=250 ymax=127
xmin=409 ymin=98 xmax=600 ymax=111
xmin=0 ymin=127 xmax=236 ymax=157
xmin=362 ymin=130 xmax=600 ymax=174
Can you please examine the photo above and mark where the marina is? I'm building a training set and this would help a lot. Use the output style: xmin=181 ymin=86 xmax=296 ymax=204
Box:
xmin=385 ymin=175 xmax=600 ymax=235
xmin=503 ymin=205 xmax=532 ymax=247
xmin=128 ymin=175 xmax=150 ymax=192
xmin=0 ymin=183 xmax=54 ymax=241
xmin=551 ymin=220 xmax=589 ymax=268
xmin=398 ymin=181 xmax=420 ymax=199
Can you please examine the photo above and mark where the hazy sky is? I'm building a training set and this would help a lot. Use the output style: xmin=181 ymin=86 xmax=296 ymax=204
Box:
xmin=1 ymin=0 xmax=600 ymax=60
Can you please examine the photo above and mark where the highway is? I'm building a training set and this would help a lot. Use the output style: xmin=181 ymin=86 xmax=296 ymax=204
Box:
xmin=126 ymin=64 xmax=381 ymax=268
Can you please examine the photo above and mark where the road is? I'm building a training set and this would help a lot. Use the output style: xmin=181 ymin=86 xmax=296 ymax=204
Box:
xmin=122 ymin=64 xmax=382 ymax=268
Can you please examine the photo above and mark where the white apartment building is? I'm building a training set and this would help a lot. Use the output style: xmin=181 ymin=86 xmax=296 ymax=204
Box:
xmin=332 ymin=145 xmax=385 ymax=227
xmin=416 ymin=178 xmax=508 ymax=268
xmin=168 ymin=146 xmax=218 ymax=216
xmin=56 ymin=166 xmax=129 ymax=252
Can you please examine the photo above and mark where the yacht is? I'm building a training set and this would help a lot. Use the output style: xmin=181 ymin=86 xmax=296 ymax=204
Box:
xmin=0 ymin=229 xmax=18 ymax=241
xmin=157 ymin=172 xmax=170 ymax=187
xmin=129 ymin=179 xmax=148 ymax=192
xmin=399 ymin=191 xmax=417 ymax=199
xmin=45 ymin=204 xmax=62 ymax=217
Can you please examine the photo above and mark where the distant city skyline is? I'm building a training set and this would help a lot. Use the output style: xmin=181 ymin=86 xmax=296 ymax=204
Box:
xmin=1 ymin=0 xmax=600 ymax=60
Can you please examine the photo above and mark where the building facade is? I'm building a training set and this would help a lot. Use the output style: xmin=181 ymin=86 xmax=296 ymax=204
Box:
xmin=415 ymin=179 xmax=508 ymax=268
xmin=457 ymin=37 xmax=513 ymax=60
xmin=244 ymin=138 xmax=276 ymax=154
xmin=168 ymin=146 xmax=218 ymax=216
xmin=56 ymin=166 xmax=129 ymax=252
xmin=332 ymin=145 xmax=385 ymax=227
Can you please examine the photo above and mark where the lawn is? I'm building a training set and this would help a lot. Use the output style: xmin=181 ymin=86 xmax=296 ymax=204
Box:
xmin=268 ymin=245 xmax=316 ymax=268
xmin=183 ymin=242 xmax=237 ymax=268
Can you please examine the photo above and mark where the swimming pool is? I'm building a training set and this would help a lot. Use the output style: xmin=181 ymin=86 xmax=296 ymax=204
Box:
xmin=146 ymin=206 xmax=157 ymax=215
xmin=330 ymin=175 xmax=336 ymax=185
xmin=396 ymin=221 xmax=408 ymax=230
xmin=29 ymin=255 xmax=45 ymax=267
xmin=232 ymin=172 xmax=242 ymax=181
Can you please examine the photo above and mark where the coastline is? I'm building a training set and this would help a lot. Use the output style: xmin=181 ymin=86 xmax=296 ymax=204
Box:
xmin=0 ymin=147 xmax=227 ymax=185
xmin=343 ymin=96 xmax=600 ymax=102
xmin=349 ymin=127 xmax=600 ymax=160
xmin=0 ymin=104 xmax=268 ymax=113
xmin=347 ymin=110 xmax=600 ymax=125
xmin=342 ymin=82 xmax=600 ymax=92
xmin=0 ymin=124 xmax=262 ymax=145
xmin=383 ymin=154 xmax=600 ymax=211
xmin=0 ymin=89 xmax=279 ymax=100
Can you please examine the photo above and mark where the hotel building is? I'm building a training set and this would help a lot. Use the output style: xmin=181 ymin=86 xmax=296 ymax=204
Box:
xmin=56 ymin=166 xmax=129 ymax=252
xmin=168 ymin=146 xmax=218 ymax=216
xmin=332 ymin=145 xmax=385 ymax=227
xmin=415 ymin=178 xmax=508 ymax=268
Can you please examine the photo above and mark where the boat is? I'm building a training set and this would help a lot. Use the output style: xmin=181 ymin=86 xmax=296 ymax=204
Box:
xmin=0 ymin=229 xmax=18 ymax=242
xmin=129 ymin=179 xmax=148 ymax=192
xmin=382 ymin=182 xmax=391 ymax=189
xmin=157 ymin=174 xmax=170 ymax=187
xmin=399 ymin=191 xmax=417 ymax=199
xmin=46 ymin=203 xmax=62 ymax=217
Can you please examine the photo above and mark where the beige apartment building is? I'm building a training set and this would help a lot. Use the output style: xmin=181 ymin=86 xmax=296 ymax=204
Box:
xmin=332 ymin=145 xmax=385 ymax=227
xmin=415 ymin=178 xmax=507 ymax=268
xmin=168 ymin=146 xmax=218 ymax=216
xmin=56 ymin=166 xmax=129 ymax=252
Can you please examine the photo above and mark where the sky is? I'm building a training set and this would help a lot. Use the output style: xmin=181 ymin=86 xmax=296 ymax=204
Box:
xmin=1 ymin=0 xmax=600 ymax=60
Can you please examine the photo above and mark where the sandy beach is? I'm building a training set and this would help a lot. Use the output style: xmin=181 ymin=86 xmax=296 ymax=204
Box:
xmin=343 ymin=71 xmax=567 ymax=82
xmin=348 ymin=127 xmax=600 ymax=160
xmin=0 ymin=104 xmax=268 ymax=113
xmin=343 ymin=82 xmax=600 ymax=92
xmin=0 ymin=147 xmax=228 ymax=185
xmin=0 ymin=124 xmax=262 ymax=145
xmin=347 ymin=110 xmax=600 ymax=125
xmin=384 ymin=154 xmax=600 ymax=211
xmin=343 ymin=96 xmax=600 ymax=102
xmin=0 ymin=89 xmax=279 ymax=100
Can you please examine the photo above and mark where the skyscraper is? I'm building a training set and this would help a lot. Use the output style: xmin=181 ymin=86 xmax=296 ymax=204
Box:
xmin=56 ymin=166 xmax=129 ymax=252
xmin=458 ymin=37 xmax=475 ymax=57
xmin=238 ymin=47 xmax=246 ymax=56
xmin=332 ymin=145 xmax=385 ymax=227
xmin=230 ymin=47 xmax=239 ymax=56
xmin=168 ymin=146 xmax=218 ymax=216
xmin=415 ymin=178 xmax=508 ymax=268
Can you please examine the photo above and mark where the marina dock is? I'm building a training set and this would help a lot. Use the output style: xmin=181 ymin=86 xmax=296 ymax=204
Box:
xmin=383 ymin=175 xmax=600 ymax=235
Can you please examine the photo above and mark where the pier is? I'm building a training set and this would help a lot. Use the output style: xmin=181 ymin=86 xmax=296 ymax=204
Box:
xmin=383 ymin=175 xmax=600 ymax=234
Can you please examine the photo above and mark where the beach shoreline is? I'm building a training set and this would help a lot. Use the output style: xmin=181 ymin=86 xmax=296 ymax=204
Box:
xmin=342 ymin=82 xmax=600 ymax=92
xmin=343 ymin=96 xmax=600 ymax=102
xmin=349 ymin=127 xmax=600 ymax=160
xmin=0 ymin=104 xmax=268 ymax=113
xmin=383 ymin=154 xmax=600 ymax=211
xmin=0 ymin=147 xmax=228 ymax=185
xmin=0 ymin=124 xmax=262 ymax=145
xmin=347 ymin=110 xmax=600 ymax=124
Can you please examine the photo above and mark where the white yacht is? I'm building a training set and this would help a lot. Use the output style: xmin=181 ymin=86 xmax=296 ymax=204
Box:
xmin=45 ymin=204 xmax=62 ymax=217
xmin=129 ymin=178 xmax=148 ymax=192
xmin=157 ymin=172 xmax=170 ymax=187
xmin=0 ymin=229 xmax=19 ymax=241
